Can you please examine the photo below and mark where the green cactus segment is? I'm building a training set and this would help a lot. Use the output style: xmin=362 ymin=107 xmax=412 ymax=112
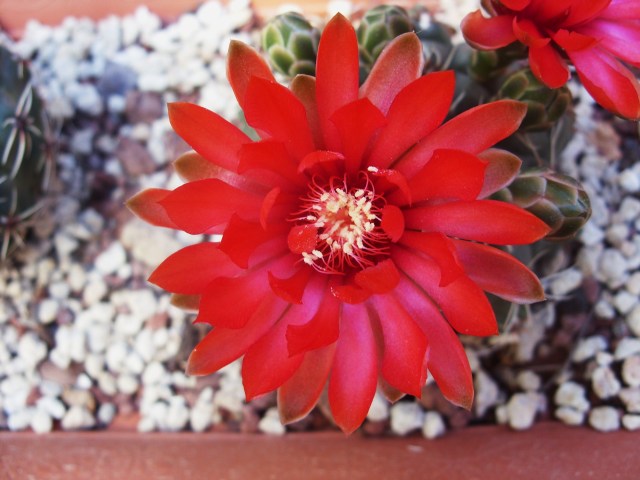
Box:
xmin=357 ymin=5 xmax=413 ymax=81
xmin=0 ymin=45 xmax=50 ymax=258
xmin=495 ymin=169 xmax=591 ymax=241
xmin=261 ymin=12 xmax=320 ymax=78
xmin=497 ymin=68 xmax=571 ymax=131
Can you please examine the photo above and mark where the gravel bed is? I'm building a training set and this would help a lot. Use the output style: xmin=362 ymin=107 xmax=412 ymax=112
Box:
xmin=1 ymin=0 xmax=639 ymax=437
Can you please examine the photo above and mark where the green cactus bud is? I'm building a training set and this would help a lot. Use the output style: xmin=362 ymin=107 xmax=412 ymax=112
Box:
xmin=497 ymin=68 xmax=572 ymax=131
xmin=261 ymin=12 xmax=320 ymax=79
xmin=357 ymin=5 xmax=413 ymax=81
xmin=495 ymin=169 xmax=591 ymax=241
xmin=0 ymin=45 xmax=52 ymax=259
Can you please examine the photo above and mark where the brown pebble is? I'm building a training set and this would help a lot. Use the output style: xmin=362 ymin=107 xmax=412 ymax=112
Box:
xmin=117 ymin=137 xmax=156 ymax=176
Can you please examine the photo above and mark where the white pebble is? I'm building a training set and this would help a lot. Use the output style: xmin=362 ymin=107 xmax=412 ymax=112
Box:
xmin=588 ymin=406 xmax=620 ymax=432
xmin=61 ymin=406 xmax=96 ymax=430
xmin=619 ymin=169 xmax=640 ymax=192
xmin=597 ymin=249 xmax=628 ymax=288
xmin=366 ymin=392 xmax=389 ymax=422
xmin=83 ymin=279 xmax=108 ymax=305
xmin=117 ymin=374 xmax=139 ymax=395
xmin=614 ymin=290 xmax=638 ymax=315
xmin=554 ymin=382 xmax=590 ymax=412
xmin=516 ymin=371 xmax=541 ymax=392
xmin=622 ymin=356 xmax=640 ymax=387
xmin=97 ymin=403 xmax=116 ymax=425
xmin=38 ymin=299 xmax=60 ymax=324
xmin=474 ymin=370 xmax=500 ymax=416
xmin=627 ymin=305 xmax=640 ymax=337
xmin=622 ymin=414 xmax=640 ymax=431
xmin=95 ymin=242 xmax=127 ymax=275
xmin=619 ymin=388 xmax=640 ymax=413
xmin=390 ymin=402 xmax=424 ymax=436
xmin=421 ymin=411 xmax=446 ymax=439
xmin=549 ymin=268 xmax=583 ymax=296
xmin=258 ymin=407 xmax=286 ymax=435
xmin=555 ymin=407 xmax=584 ymax=426
xmin=614 ymin=338 xmax=640 ymax=360
xmin=30 ymin=409 xmax=53 ymax=434
xmin=36 ymin=396 xmax=66 ymax=420
xmin=572 ymin=336 xmax=607 ymax=363
xmin=506 ymin=393 xmax=541 ymax=430
xmin=591 ymin=366 xmax=621 ymax=399
xmin=8 ymin=409 xmax=32 ymax=431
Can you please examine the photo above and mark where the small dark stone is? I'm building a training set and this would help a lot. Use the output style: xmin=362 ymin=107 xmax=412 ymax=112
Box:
xmin=97 ymin=62 xmax=138 ymax=97
xmin=116 ymin=137 xmax=156 ymax=176
xmin=125 ymin=91 xmax=164 ymax=124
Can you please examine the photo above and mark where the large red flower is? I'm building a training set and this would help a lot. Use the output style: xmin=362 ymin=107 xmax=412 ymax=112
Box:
xmin=461 ymin=0 xmax=640 ymax=119
xmin=128 ymin=14 xmax=550 ymax=434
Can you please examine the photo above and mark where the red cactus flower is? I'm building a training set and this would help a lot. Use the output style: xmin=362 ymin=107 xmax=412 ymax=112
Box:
xmin=128 ymin=14 xmax=550 ymax=434
xmin=461 ymin=0 xmax=640 ymax=120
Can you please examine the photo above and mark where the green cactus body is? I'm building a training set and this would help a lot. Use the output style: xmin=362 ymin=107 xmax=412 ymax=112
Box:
xmin=261 ymin=12 xmax=321 ymax=79
xmin=0 ymin=45 xmax=50 ymax=258
xmin=494 ymin=169 xmax=591 ymax=241
xmin=357 ymin=5 xmax=413 ymax=82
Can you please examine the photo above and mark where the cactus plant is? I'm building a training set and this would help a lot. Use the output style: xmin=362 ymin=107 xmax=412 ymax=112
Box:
xmin=261 ymin=12 xmax=321 ymax=79
xmin=357 ymin=5 xmax=413 ymax=82
xmin=0 ymin=45 xmax=52 ymax=259
xmin=492 ymin=169 xmax=591 ymax=241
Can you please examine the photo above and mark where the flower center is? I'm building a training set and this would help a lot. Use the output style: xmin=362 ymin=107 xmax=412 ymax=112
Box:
xmin=293 ymin=175 xmax=389 ymax=274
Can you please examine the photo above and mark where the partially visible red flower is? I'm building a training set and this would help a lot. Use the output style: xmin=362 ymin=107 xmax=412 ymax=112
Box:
xmin=461 ymin=0 xmax=640 ymax=119
xmin=128 ymin=14 xmax=550 ymax=434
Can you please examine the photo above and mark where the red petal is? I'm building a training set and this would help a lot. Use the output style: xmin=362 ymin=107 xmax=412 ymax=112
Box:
xmin=260 ymin=187 xmax=282 ymax=230
xmin=160 ymin=179 xmax=262 ymax=234
xmin=397 ymin=149 xmax=486 ymax=205
xmin=244 ymin=77 xmax=315 ymax=159
xmin=286 ymin=285 xmax=340 ymax=355
xmin=287 ymin=224 xmax=318 ymax=255
xmin=168 ymin=102 xmax=249 ymax=172
xmin=369 ymin=168 xmax=412 ymax=204
xmin=243 ymin=278 xmax=325 ymax=399
xmin=330 ymin=98 xmax=386 ymax=174
xmin=404 ymin=199 xmax=551 ymax=245
xmin=568 ymin=46 xmax=640 ymax=120
xmin=478 ymin=148 xmax=522 ymax=198
xmin=501 ymin=0 xmax=531 ymax=10
xmin=380 ymin=205 xmax=405 ymax=242
xmin=297 ymin=150 xmax=344 ymax=175
xmin=148 ymin=243 xmax=240 ymax=295
xmin=126 ymin=188 xmax=177 ymax=229
xmin=331 ymin=283 xmax=371 ymax=304
xmin=393 ymin=247 xmax=498 ymax=336
xmin=372 ymin=295 xmax=428 ymax=397
xmin=170 ymin=294 xmax=200 ymax=311
xmin=360 ymin=33 xmax=424 ymax=115
xmin=513 ymin=17 xmax=550 ymax=48
xmin=396 ymin=277 xmax=474 ymax=410
xmin=453 ymin=239 xmax=545 ymax=303
xmin=461 ymin=11 xmax=517 ymax=50
xmin=529 ymin=43 xmax=571 ymax=89
xmin=268 ymin=266 xmax=313 ymax=304
xmin=578 ymin=19 xmax=640 ymax=64
xmin=186 ymin=295 xmax=287 ymax=376
xmin=227 ymin=40 xmax=275 ymax=110
xmin=278 ymin=344 xmax=336 ymax=424
xmin=174 ymin=151 xmax=220 ymax=181
xmin=400 ymin=231 xmax=466 ymax=287
xmin=219 ymin=214 xmax=285 ymax=268
xmin=602 ymin=0 xmax=640 ymax=19
xmin=328 ymin=303 xmax=378 ymax=434
xmin=316 ymin=14 xmax=359 ymax=151
xmin=368 ymin=71 xmax=454 ymax=169
xmin=197 ymin=270 xmax=270 ymax=328
xmin=238 ymin=140 xmax=303 ymax=188
xmin=354 ymin=259 xmax=400 ymax=294
xmin=291 ymin=74 xmax=322 ymax=148
xmin=563 ymin=0 xmax=611 ymax=26
xmin=395 ymin=100 xmax=527 ymax=177
xmin=553 ymin=29 xmax=598 ymax=52
xmin=242 ymin=317 xmax=303 ymax=401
